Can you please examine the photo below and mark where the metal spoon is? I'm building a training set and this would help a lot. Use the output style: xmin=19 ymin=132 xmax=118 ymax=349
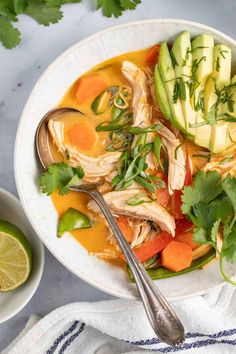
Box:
xmin=36 ymin=107 xmax=185 ymax=347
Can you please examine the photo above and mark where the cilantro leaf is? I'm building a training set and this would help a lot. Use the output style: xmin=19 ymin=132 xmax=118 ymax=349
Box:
xmin=24 ymin=0 xmax=63 ymax=26
xmin=96 ymin=0 xmax=122 ymax=17
xmin=193 ymin=201 xmax=210 ymax=229
xmin=208 ymin=197 xmax=233 ymax=226
xmin=120 ymin=0 xmax=141 ymax=10
xmin=211 ymin=218 xmax=221 ymax=243
xmin=222 ymin=175 xmax=236 ymax=212
xmin=46 ymin=0 xmax=81 ymax=6
xmin=0 ymin=18 xmax=20 ymax=48
xmin=182 ymin=170 xmax=222 ymax=214
xmin=0 ymin=1 xmax=18 ymax=21
xmin=221 ymin=244 xmax=236 ymax=264
xmin=39 ymin=163 xmax=84 ymax=195
xmin=14 ymin=0 xmax=27 ymax=14
xmin=193 ymin=227 xmax=208 ymax=244
xmin=224 ymin=223 xmax=236 ymax=248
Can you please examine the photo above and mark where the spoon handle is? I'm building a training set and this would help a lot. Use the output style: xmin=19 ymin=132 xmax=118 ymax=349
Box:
xmin=87 ymin=189 xmax=185 ymax=347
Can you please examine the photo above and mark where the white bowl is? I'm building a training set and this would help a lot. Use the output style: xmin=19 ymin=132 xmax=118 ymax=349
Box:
xmin=14 ymin=19 xmax=236 ymax=300
xmin=0 ymin=188 xmax=44 ymax=323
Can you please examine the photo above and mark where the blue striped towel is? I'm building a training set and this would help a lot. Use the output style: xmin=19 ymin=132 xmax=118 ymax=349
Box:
xmin=3 ymin=285 xmax=236 ymax=354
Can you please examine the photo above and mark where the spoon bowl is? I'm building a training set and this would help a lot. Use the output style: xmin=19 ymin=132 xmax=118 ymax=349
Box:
xmin=36 ymin=107 xmax=84 ymax=169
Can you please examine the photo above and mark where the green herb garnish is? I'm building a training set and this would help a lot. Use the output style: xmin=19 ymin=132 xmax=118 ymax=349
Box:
xmin=0 ymin=0 xmax=142 ymax=49
xmin=182 ymin=171 xmax=236 ymax=285
xmin=39 ymin=162 xmax=84 ymax=195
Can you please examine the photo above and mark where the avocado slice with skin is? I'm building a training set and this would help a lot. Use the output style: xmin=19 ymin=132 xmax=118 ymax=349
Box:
xmin=172 ymin=31 xmax=196 ymax=137
xmin=158 ymin=42 xmax=186 ymax=130
xmin=154 ymin=65 xmax=172 ymax=121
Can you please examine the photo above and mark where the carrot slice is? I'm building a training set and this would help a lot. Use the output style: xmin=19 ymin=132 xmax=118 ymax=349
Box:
xmin=175 ymin=231 xmax=199 ymax=250
xmin=75 ymin=73 xmax=108 ymax=103
xmin=67 ymin=121 xmax=97 ymax=150
xmin=161 ymin=240 xmax=193 ymax=272
xmin=133 ymin=232 xmax=173 ymax=263
xmin=146 ymin=45 xmax=161 ymax=66
xmin=117 ymin=216 xmax=133 ymax=243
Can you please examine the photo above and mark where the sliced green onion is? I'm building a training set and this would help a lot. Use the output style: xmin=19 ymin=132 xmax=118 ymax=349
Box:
xmin=91 ymin=85 xmax=119 ymax=114
xmin=126 ymin=124 xmax=161 ymax=135
xmin=134 ymin=176 xmax=157 ymax=193
xmin=126 ymin=193 xmax=156 ymax=206
xmin=96 ymin=121 xmax=122 ymax=132
xmin=119 ymin=85 xmax=132 ymax=99
xmin=154 ymin=135 xmax=165 ymax=172
xmin=111 ymin=106 xmax=123 ymax=121
xmin=114 ymin=96 xmax=129 ymax=109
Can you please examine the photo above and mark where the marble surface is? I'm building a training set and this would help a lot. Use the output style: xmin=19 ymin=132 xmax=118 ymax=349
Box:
xmin=0 ymin=0 xmax=236 ymax=350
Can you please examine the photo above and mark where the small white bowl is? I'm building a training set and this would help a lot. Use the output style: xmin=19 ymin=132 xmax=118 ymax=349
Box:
xmin=0 ymin=188 xmax=44 ymax=324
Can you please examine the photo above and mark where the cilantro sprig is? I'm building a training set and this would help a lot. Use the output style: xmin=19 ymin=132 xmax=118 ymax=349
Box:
xmin=0 ymin=0 xmax=142 ymax=49
xmin=182 ymin=170 xmax=236 ymax=285
xmin=39 ymin=162 xmax=84 ymax=195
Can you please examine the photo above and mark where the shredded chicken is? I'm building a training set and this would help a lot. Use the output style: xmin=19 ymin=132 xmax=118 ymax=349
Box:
xmin=88 ymin=189 xmax=175 ymax=236
xmin=122 ymin=61 xmax=151 ymax=127
xmin=202 ymin=144 xmax=236 ymax=178
xmin=121 ymin=60 xmax=156 ymax=171
xmin=48 ymin=120 xmax=121 ymax=181
xmin=158 ymin=122 xmax=186 ymax=194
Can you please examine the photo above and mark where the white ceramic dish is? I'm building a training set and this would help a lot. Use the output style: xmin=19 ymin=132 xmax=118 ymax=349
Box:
xmin=0 ymin=188 xmax=44 ymax=323
xmin=14 ymin=19 xmax=236 ymax=300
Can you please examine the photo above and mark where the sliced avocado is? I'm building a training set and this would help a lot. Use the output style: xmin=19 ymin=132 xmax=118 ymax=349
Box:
xmin=204 ymin=44 xmax=232 ymax=152
xmin=172 ymin=31 xmax=196 ymax=137
xmin=191 ymin=34 xmax=214 ymax=113
xmin=194 ymin=122 xmax=212 ymax=149
xmin=227 ymin=75 xmax=236 ymax=143
xmin=158 ymin=42 xmax=186 ymax=130
xmin=154 ymin=65 xmax=172 ymax=121
xmin=205 ymin=44 xmax=231 ymax=113
xmin=211 ymin=122 xmax=229 ymax=153
xmin=190 ymin=35 xmax=214 ymax=150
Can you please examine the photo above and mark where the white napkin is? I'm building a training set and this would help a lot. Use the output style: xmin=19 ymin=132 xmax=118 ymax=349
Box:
xmin=3 ymin=284 xmax=236 ymax=354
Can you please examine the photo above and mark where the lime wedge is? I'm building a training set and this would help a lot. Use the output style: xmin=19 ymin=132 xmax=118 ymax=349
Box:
xmin=0 ymin=220 xmax=32 ymax=292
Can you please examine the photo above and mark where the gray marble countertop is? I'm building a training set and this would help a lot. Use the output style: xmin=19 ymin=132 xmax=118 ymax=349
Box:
xmin=0 ymin=0 xmax=236 ymax=350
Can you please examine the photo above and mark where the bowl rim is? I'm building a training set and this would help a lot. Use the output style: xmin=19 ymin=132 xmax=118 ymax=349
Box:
xmin=14 ymin=18 xmax=236 ymax=300
xmin=0 ymin=187 xmax=44 ymax=323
